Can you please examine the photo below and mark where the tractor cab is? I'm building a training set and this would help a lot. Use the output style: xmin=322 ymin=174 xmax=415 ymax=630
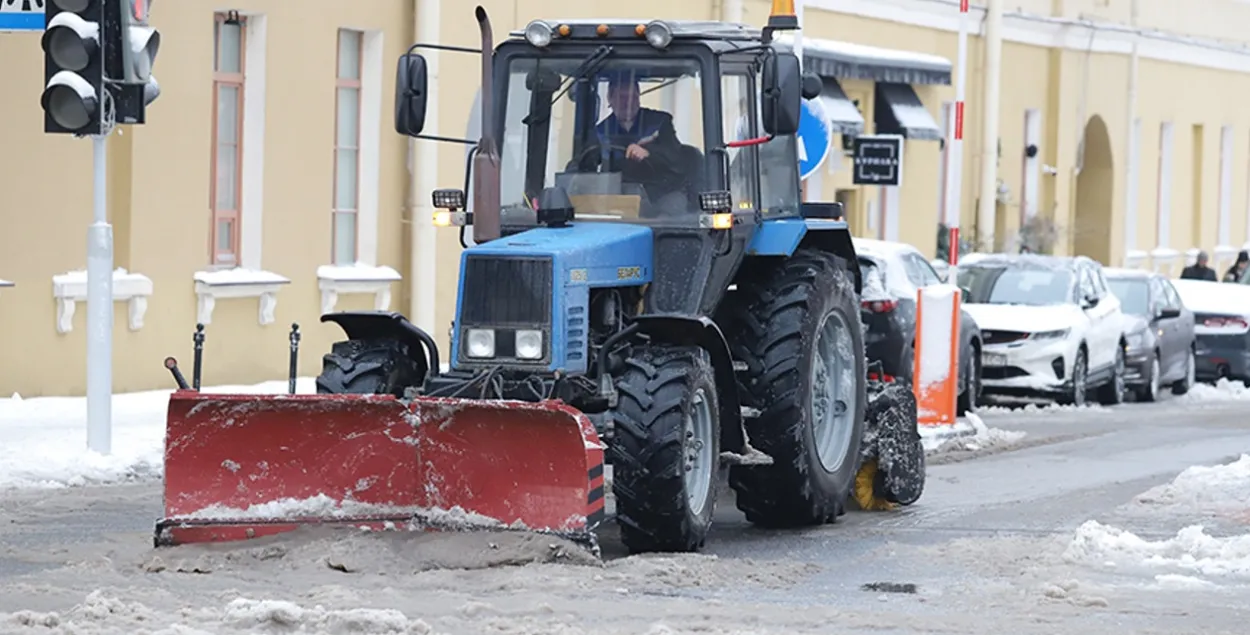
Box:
xmin=394 ymin=15 xmax=821 ymax=243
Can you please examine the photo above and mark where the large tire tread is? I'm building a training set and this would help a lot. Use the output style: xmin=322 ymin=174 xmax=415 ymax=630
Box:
xmin=609 ymin=345 xmax=719 ymax=553
xmin=315 ymin=339 xmax=423 ymax=396
xmin=720 ymin=248 xmax=867 ymax=528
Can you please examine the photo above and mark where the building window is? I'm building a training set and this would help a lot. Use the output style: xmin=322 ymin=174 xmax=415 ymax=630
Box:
xmin=333 ymin=29 xmax=363 ymax=265
xmin=211 ymin=13 xmax=246 ymax=266
xmin=1156 ymin=122 xmax=1173 ymax=248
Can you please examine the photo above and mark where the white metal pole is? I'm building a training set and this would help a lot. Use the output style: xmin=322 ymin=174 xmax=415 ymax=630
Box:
xmin=976 ymin=0 xmax=1003 ymax=253
xmin=86 ymin=133 xmax=113 ymax=455
xmin=945 ymin=0 xmax=970 ymax=272
xmin=410 ymin=0 xmax=439 ymax=336
xmin=723 ymin=0 xmax=743 ymax=23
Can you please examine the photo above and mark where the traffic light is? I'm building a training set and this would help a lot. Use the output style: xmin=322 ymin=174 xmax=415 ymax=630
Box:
xmin=41 ymin=0 xmax=106 ymax=135
xmin=121 ymin=0 xmax=160 ymax=108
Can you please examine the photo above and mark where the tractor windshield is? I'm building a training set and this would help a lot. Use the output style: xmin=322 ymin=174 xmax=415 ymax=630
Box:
xmin=497 ymin=53 xmax=715 ymax=226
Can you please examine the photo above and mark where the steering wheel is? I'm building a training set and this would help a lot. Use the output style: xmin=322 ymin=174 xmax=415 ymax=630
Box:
xmin=575 ymin=143 xmax=634 ymax=170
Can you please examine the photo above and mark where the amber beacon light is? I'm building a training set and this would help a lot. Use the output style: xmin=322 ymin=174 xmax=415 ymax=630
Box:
xmin=768 ymin=0 xmax=799 ymax=29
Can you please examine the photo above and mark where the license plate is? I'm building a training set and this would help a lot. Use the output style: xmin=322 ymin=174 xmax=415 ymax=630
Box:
xmin=984 ymin=353 xmax=1008 ymax=367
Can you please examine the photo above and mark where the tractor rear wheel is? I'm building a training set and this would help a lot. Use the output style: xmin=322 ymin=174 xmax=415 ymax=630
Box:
xmin=316 ymin=339 xmax=424 ymax=397
xmin=723 ymin=249 xmax=867 ymax=527
xmin=609 ymin=345 xmax=721 ymax=553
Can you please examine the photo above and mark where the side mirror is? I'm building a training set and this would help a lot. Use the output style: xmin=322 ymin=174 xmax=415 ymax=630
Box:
xmin=761 ymin=52 xmax=801 ymax=137
xmin=1158 ymin=307 xmax=1182 ymax=320
xmin=394 ymin=53 xmax=429 ymax=136
xmin=801 ymin=71 xmax=822 ymax=100
xmin=960 ymin=286 xmax=971 ymax=302
xmin=1081 ymin=295 xmax=1099 ymax=309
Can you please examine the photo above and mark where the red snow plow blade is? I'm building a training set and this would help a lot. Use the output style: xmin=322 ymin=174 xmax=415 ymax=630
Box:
xmin=156 ymin=391 xmax=607 ymax=550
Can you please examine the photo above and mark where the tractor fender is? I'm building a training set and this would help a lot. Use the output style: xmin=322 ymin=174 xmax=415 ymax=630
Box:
xmin=320 ymin=311 xmax=441 ymax=375
xmin=629 ymin=315 xmax=746 ymax=454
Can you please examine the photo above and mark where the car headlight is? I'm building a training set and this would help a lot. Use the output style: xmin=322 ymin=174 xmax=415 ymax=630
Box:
xmin=466 ymin=329 xmax=496 ymax=358
xmin=1029 ymin=328 xmax=1070 ymax=340
xmin=515 ymin=329 xmax=544 ymax=360
xmin=1125 ymin=331 xmax=1147 ymax=349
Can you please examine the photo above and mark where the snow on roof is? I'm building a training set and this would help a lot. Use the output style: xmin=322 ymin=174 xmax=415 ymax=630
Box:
xmin=960 ymin=252 xmax=1078 ymax=270
xmin=1171 ymin=278 xmax=1250 ymax=315
xmin=774 ymin=34 xmax=952 ymax=72
xmin=1103 ymin=267 xmax=1155 ymax=279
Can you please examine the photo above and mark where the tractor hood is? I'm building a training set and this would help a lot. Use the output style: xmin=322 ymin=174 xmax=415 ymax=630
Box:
xmin=465 ymin=222 xmax=654 ymax=283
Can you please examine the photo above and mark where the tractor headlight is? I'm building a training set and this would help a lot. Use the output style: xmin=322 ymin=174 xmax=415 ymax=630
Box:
xmin=644 ymin=21 xmax=673 ymax=49
xmin=524 ymin=20 xmax=554 ymax=48
xmin=466 ymin=329 xmax=496 ymax=358
xmin=515 ymin=330 xmax=544 ymax=360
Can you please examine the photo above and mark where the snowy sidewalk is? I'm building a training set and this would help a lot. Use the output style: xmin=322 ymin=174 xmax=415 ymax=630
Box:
xmin=0 ymin=378 xmax=316 ymax=489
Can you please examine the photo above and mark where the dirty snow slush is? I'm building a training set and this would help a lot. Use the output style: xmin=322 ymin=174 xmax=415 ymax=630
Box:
xmin=5 ymin=403 xmax=1250 ymax=633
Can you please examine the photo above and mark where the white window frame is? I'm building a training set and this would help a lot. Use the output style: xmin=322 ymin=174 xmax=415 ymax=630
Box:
xmin=195 ymin=12 xmax=289 ymax=326
xmin=318 ymin=28 xmax=401 ymax=315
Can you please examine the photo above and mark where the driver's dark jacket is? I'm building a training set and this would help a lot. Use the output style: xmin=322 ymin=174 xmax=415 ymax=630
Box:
xmin=584 ymin=108 xmax=686 ymax=200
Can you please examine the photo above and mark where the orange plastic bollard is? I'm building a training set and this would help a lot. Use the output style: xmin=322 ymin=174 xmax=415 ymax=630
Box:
xmin=912 ymin=284 xmax=962 ymax=426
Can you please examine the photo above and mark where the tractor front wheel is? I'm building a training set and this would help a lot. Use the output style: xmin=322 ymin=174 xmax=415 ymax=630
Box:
xmin=724 ymin=249 xmax=867 ymax=527
xmin=316 ymin=339 xmax=424 ymax=397
xmin=609 ymin=345 xmax=721 ymax=553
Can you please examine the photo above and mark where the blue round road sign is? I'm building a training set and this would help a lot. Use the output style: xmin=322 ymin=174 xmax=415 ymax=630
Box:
xmin=796 ymin=98 xmax=832 ymax=181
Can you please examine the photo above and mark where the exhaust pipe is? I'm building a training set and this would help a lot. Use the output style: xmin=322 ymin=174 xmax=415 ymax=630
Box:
xmin=471 ymin=5 xmax=501 ymax=242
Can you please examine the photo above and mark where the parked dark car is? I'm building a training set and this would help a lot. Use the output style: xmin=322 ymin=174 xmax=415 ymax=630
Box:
xmin=1103 ymin=268 xmax=1197 ymax=400
xmin=1171 ymin=278 xmax=1250 ymax=383
xmin=853 ymin=238 xmax=983 ymax=414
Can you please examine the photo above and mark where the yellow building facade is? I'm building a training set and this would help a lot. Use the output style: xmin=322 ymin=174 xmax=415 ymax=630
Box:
xmin=1 ymin=0 xmax=1248 ymax=396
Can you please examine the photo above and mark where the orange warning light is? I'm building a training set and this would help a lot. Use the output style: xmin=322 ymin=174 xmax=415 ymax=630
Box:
xmin=767 ymin=0 xmax=799 ymax=29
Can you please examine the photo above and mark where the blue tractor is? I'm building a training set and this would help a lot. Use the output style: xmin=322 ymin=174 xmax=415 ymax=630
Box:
xmin=154 ymin=2 xmax=926 ymax=556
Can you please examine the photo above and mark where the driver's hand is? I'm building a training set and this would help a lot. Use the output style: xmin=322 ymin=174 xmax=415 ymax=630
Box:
xmin=625 ymin=143 xmax=650 ymax=161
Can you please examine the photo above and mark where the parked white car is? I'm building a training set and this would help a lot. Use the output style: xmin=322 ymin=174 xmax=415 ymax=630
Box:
xmin=955 ymin=253 xmax=1128 ymax=406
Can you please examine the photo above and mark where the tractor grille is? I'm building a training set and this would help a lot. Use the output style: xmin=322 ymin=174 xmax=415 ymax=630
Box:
xmin=460 ymin=256 xmax=553 ymax=326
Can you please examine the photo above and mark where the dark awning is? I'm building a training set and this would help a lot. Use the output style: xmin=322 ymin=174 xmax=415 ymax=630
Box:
xmin=874 ymin=83 xmax=943 ymax=141
xmin=775 ymin=35 xmax=952 ymax=86
xmin=818 ymin=78 xmax=864 ymax=136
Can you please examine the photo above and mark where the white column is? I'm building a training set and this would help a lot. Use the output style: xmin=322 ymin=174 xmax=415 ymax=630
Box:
xmin=410 ymin=0 xmax=440 ymax=334
xmin=976 ymin=0 xmax=1003 ymax=251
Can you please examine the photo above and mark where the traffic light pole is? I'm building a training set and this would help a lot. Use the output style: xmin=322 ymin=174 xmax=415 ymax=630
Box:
xmin=86 ymin=130 xmax=113 ymax=455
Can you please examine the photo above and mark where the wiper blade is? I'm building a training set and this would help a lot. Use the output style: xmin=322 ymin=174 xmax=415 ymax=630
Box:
xmin=551 ymin=45 xmax=614 ymax=104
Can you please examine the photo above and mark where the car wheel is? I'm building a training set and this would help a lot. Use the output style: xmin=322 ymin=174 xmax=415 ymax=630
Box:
xmin=1062 ymin=348 xmax=1088 ymax=407
xmin=1172 ymin=347 xmax=1196 ymax=395
xmin=1097 ymin=344 xmax=1126 ymax=406
xmin=957 ymin=345 xmax=980 ymax=415
xmin=1135 ymin=354 xmax=1161 ymax=402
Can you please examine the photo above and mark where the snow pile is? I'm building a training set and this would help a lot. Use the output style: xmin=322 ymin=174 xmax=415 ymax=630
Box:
xmin=1064 ymin=520 xmax=1250 ymax=579
xmin=1133 ymin=454 xmax=1250 ymax=513
xmin=977 ymin=401 xmax=1106 ymax=415
xmin=0 ymin=591 xmax=437 ymax=635
xmin=0 ymin=378 xmax=314 ymax=490
xmin=926 ymin=413 xmax=1026 ymax=453
xmin=1180 ymin=378 xmax=1250 ymax=402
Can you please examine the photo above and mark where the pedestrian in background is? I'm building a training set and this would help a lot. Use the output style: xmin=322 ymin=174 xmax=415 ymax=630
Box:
xmin=1180 ymin=250 xmax=1218 ymax=281
xmin=1222 ymin=250 xmax=1249 ymax=283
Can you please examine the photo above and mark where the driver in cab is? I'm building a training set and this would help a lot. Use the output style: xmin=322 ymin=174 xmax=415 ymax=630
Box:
xmin=581 ymin=73 xmax=689 ymax=216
